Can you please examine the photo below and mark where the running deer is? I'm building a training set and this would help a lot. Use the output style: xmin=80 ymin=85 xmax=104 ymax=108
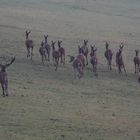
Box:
xmin=90 ymin=45 xmax=98 ymax=76
xmin=0 ymin=56 xmax=15 ymax=97
xmin=58 ymin=40 xmax=65 ymax=65
xmin=133 ymin=50 xmax=140 ymax=75
xmin=44 ymin=35 xmax=51 ymax=62
xmin=116 ymin=44 xmax=127 ymax=75
xmin=39 ymin=41 xmax=47 ymax=64
xmin=80 ymin=40 xmax=89 ymax=65
xmin=68 ymin=55 xmax=84 ymax=79
xmin=51 ymin=41 xmax=60 ymax=71
xmin=25 ymin=30 xmax=34 ymax=60
xmin=104 ymin=42 xmax=113 ymax=70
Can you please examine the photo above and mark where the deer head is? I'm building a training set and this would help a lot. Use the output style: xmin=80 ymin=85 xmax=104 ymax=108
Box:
xmin=44 ymin=35 xmax=49 ymax=43
xmin=58 ymin=40 xmax=62 ymax=47
xmin=84 ymin=40 xmax=88 ymax=46
xmin=25 ymin=30 xmax=31 ymax=39
xmin=135 ymin=50 xmax=139 ymax=56
xmin=51 ymin=41 xmax=56 ymax=50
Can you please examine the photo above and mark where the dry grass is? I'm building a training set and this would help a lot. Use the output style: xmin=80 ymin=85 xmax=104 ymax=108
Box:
xmin=0 ymin=0 xmax=140 ymax=140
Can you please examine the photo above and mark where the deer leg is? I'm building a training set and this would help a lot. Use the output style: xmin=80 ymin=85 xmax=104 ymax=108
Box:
xmin=31 ymin=48 xmax=33 ymax=60
xmin=5 ymin=82 xmax=8 ymax=96
xmin=123 ymin=65 xmax=127 ymax=76
xmin=27 ymin=48 xmax=30 ymax=58
xmin=86 ymin=56 xmax=88 ymax=65
xmin=63 ymin=54 xmax=65 ymax=65
xmin=60 ymin=55 xmax=63 ymax=64
xmin=109 ymin=60 xmax=112 ymax=70
xmin=95 ymin=65 xmax=98 ymax=77
xmin=1 ymin=83 xmax=5 ymax=97
xmin=118 ymin=65 xmax=122 ymax=74
xmin=48 ymin=51 xmax=50 ymax=62
xmin=55 ymin=58 xmax=58 ymax=71
xmin=134 ymin=64 xmax=136 ymax=74
xmin=42 ymin=56 xmax=44 ymax=65
xmin=73 ymin=68 xmax=77 ymax=79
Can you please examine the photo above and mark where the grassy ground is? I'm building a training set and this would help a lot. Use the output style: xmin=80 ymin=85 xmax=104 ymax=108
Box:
xmin=0 ymin=0 xmax=140 ymax=140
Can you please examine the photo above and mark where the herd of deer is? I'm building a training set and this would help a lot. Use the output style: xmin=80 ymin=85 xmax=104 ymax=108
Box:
xmin=25 ymin=30 xmax=140 ymax=78
xmin=0 ymin=30 xmax=140 ymax=97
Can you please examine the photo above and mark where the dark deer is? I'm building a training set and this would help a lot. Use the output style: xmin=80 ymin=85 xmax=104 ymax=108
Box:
xmin=104 ymin=42 xmax=113 ymax=70
xmin=90 ymin=45 xmax=98 ymax=76
xmin=44 ymin=35 xmax=51 ymax=62
xmin=25 ymin=30 xmax=34 ymax=60
xmin=116 ymin=44 xmax=127 ymax=75
xmin=80 ymin=40 xmax=89 ymax=65
xmin=51 ymin=41 xmax=60 ymax=71
xmin=39 ymin=41 xmax=47 ymax=64
xmin=58 ymin=40 xmax=65 ymax=65
xmin=133 ymin=50 xmax=140 ymax=75
xmin=0 ymin=57 xmax=15 ymax=97
xmin=68 ymin=55 xmax=84 ymax=79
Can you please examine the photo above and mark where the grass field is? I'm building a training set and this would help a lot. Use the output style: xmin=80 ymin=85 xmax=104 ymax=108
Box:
xmin=0 ymin=0 xmax=140 ymax=140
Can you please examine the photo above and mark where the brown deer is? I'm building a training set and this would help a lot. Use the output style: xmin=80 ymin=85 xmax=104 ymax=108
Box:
xmin=104 ymin=42 xmax=113 ymax=70
xmin=44 ymin=35 xmax=51 ymax=62
xmin=116 ymin=44 xmax=127 ymax=75
xmin=25 ymin=30 xmax=34 ymax=60
xmin=39 ymin=41 xmax=47 ymax=64
xmin=58 ymin=40 xmax=65 ymax=65
xmin=80 ymin=40 xmax=89 ymax=65
xmin=51 ymin=41 xmax=60 ymax=71
xmin=90 ymin=45 xmax=98 ymax=76
xmin=0 ymin=57 xmax=15 ymax=97
xmin=77 ymin=46 xmax=86 ymax=68
xmin=68 ymin=55 xmax=84 ymax=79
xmin=133 ymin=50 xmax=140 ymax=75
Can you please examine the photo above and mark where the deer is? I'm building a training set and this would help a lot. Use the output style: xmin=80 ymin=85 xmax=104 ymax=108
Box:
xmin=0 ymin=56 xmax=15 ymax=97
xmin=58 ymin=40 xmax=65 ymax=65
xmin=51 ymin=41 xmax=60 ymax=71
xmin=104 ymin=42 xmax=113 ymax=70
xmin=116 ymin=43 xmax=127 ymax=75
xmin=39 ymin=41 xmax=47 ymax=65
xmin=25 ymin=30 xmax=34 ymax=60
xmin=80 ymin=40 xmax=89 ymax=65
xmin=68 ymin=55 xmax=84 ymax=79
xmin=90 ymin=45 xmax=98 ymax=76
xmin=44 ymin=35 xmax=51 ymax=62
xmin=77 ymin=46 xmax=86 ymax=69
xmin=133 ymin=50 xmax=140 ymax=75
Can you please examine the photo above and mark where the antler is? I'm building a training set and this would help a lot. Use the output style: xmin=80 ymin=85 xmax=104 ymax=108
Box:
xmin=0 ymin=56 xmax=15 ymax=67
xmin=58 ymin=40 xmax=62 ymax=46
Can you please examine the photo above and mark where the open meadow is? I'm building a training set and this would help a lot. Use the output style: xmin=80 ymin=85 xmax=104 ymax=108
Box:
xmin=0 ymin=0 xmax=140 ymax=139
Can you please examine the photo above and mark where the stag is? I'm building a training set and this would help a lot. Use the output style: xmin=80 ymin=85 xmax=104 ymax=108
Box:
xmin=44 ymin=35 xmax=51 ymax=62
xmin=68 ymin=55 xmax=84 ymax=79
xmin=90 ymin=45 xmax=98 ymax=76
xmin=51 ymin=41 xmax=60 ymax=71
xmin=116 ymin=44 xmax=127 ymax=75
xmin=104 ymin=42 xmax=113 ymax=70
xmin=80 ymin=40 xmax=89 ymax=65
xmin=0 ymin=57 xmax=15 ymax=97
xmin=133 ymin=50 xmax=140 ymax=75
xmin=58 ymin=40 xmax=65 ymax=65
xmin=39 ymin=41 xmax=47 ymax=64
xmin=25 ymin=30 xmax=34 ymax=60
